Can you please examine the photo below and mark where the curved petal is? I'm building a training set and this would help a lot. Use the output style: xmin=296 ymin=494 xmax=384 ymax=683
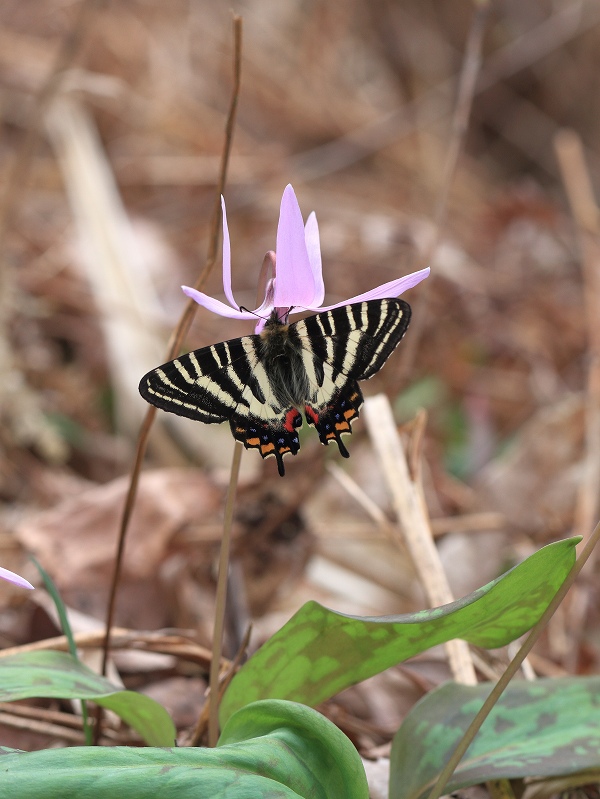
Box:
xmin=253 ymin=278 xmax=275 ymax=316
xmin=304 ymin=212 xmax=324 ymax=306
xmin=181 ymin=286 xmax=257 ymax=320
xmin=303 ymin=267 xmax=431 ymax=312
xmin=0 ymin=566 xmax=33 ymax=590
xmin=220 ymin=196 xmax=239 ymax=310
xmin=273 ymin=185 xmax=319 ymax=308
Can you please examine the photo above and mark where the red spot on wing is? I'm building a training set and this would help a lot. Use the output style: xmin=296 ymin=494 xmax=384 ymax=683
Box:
xmin=305 ymin=405 xmax=319 ymax=424
xmin=283 ymin=408 xmax=302 ymax=432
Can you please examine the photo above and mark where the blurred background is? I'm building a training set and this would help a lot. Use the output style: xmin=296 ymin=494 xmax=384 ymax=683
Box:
xmin=1 ymin=0 xmax=599 ymax=751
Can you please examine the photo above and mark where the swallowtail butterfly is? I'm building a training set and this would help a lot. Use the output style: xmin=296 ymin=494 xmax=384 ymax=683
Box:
xmin=139 ymin=298 xmax=410 ymax=476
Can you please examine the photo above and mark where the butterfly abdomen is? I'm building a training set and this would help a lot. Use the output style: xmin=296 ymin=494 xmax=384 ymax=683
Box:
xmin=259 ymin=321 xmax=311 ymax=407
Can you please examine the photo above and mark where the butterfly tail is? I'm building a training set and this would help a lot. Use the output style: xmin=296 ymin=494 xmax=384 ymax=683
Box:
xmin=229 ymin=408 xmax=303 ymax=476
xmin=305 ymin=383 xmax=363 ymax=458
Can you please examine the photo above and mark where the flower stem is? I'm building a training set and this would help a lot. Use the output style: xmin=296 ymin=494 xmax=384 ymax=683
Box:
xmin=97 ymin=15 xmax=242 ymax=743
xmin=208 ymin=441 xmax=243 ymax=747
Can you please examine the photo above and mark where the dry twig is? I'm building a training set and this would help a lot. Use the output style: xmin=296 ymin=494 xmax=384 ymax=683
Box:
xmin=97 ymin=14 xmax=243 ymax=739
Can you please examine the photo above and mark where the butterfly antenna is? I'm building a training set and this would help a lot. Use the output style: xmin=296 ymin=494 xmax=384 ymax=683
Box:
xmin=239 ymin=306 xmax=267 ymax=323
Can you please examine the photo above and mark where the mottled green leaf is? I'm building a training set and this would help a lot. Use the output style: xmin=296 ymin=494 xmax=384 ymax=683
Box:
xmin=0 ymin=700 xmax=368 ymax=799
xmin=221 ymin=538 xmax=578 ymax=723
xmin=390 ymin=676 xmax=600 ymax=799
xmin=0 ymin=650 xmax=175 ymax=746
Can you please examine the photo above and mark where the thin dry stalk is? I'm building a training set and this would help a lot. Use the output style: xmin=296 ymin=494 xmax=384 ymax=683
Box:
xmin=0 ymin=0 xmax=103 ymax=462
xmin=99 ymin=12 xmax=243 ymax=687
xmin=291 ymin=1 xmax=597 ymax=182
xmin=554 ymin=129 xmax=600 ymax=672
xmin=363 ymin=394 xmax=477 ymax=685
xmin=397 ymin=0 xmax=489 ymax=386
xmin=0 ymin=628 xmax=214 ymax=667
xmin=208 ymin=440 xmax=243 ymax=747
xmin=554 ymin=129 xmax=600 ymax=540
xmin=326 ymin=462 xmax=397 ymax=540
xmin=0 ymin=702 xmax=131 ymax=745
xmin=0 ymin=712 xmax=88 ymax=746
xmin=188 ymin=620 xmax=251 ymax=747
xmin=0 ymin=0 xmax=103 ymax=246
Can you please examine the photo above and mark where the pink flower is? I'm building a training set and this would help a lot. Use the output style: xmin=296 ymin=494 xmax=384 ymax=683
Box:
xmin=0 ymin=566 xmax=33 ymax=590
xmin=182 ymin=185 xmax=429 ymax=332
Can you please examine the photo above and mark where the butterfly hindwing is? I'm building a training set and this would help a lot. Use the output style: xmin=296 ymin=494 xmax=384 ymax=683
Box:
xmin=304 ymin=380 xmax=364 ymax=455
xmin=226 ymin=345 xmax=303 ymax=474
xmin=139 ymin=297 xmax=411 ymax=475
xmin=229 ymin=405 xmax=303 ymax=475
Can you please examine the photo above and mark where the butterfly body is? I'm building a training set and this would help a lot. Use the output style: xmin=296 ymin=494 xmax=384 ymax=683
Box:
xmin=257 ymin=313 xmax=312 ymax=408
xmin=139 ymin=298 xmax=411 ymax=476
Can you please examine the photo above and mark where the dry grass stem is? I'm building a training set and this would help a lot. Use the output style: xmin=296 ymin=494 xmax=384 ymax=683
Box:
xmin=188 ymin=622 xmax=251 ymax=747
xmin=326 ymin=462 xmax=397 ymax=540
xmin=208 ymin=440 xmax=243 ymax=747
xmin=0 ymin=628 xmax=215 ymax=667
xmin=554 ymin=129 xmax=600 ymax=671
xmin=398 ymin=1 xmax=488 ymax=387
xmin=99 ymin=16 xmax=243 ymax=689
xmin=364 ymin=394 xmax=477 ymax=686
xmin=0 ymin=0 xmax=103 ymax=464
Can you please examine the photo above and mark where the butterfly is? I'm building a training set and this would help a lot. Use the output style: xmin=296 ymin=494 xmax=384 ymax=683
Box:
xmin=139 ymin=298 xmax=411 ymax=476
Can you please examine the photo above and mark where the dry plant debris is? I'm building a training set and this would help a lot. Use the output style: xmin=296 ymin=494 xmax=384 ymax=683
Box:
xmin=0 ymin=3 xmax=599 ymax=795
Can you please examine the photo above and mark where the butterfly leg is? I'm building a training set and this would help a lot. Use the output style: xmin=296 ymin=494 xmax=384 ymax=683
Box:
xmin=305 ymin=383 xmax=364 ymax=459
xmin=229 ymin=408 xmax=303 ymax=476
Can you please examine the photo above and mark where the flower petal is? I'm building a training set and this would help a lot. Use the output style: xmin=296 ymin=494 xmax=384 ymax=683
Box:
xmin=0 ymin=566 xmax=33 ymax=590
xmin=307 ymin=267 xmax=430 ymax=312
xmin=304 ymin=212 xmax=325 ymax=306
xmin=182 ymin=286 xmax=258 ymax=320
xmin=273 ymin=185 xmax=319 ymax=308
xmin=220 ymin=196 xmax=239 ymax=310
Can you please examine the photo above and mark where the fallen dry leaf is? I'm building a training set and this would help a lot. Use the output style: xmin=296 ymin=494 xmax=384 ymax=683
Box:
xmin=15 ymin=468 xmax=222 ymax=587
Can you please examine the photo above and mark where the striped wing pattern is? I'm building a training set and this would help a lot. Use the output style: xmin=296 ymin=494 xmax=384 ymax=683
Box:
xmin=139 ymin=298 xmax=410 ymax=475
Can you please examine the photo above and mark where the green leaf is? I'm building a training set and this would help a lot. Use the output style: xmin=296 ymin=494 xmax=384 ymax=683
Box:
xmin=0 ymin=700 xmax=368 ymax=798
xmin=32 ymin=557 xmax=93 ymax=744
xmin=390 ymin=676 xmax=600 ymax=799
xmin=0 ymin=650 xmax=175 ymax=746
xmin=220 ymin=538 xmax=578 ymax=724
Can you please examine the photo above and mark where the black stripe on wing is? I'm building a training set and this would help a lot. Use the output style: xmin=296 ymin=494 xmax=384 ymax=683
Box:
xmin=299 ymin=299 xmax=411 ymax=383
xmin=139 ymin=336 xmax=262 ymax=423
xmin=139 ymin=334 xmax=303 ymax=476
xmin=292 ymin=299 xmax=411 ymax=455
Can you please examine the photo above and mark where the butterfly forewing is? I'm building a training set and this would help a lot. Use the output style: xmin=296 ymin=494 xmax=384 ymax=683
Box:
xmin=293 ymin=299 xmax=410 ymax=453
xmin=305 ymin=301 xmax=408 ymax=377
xmin=139 ymin=298 xmax=411 ymax=475
xmin=140 ymin=337 xmax=258 ymax=423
